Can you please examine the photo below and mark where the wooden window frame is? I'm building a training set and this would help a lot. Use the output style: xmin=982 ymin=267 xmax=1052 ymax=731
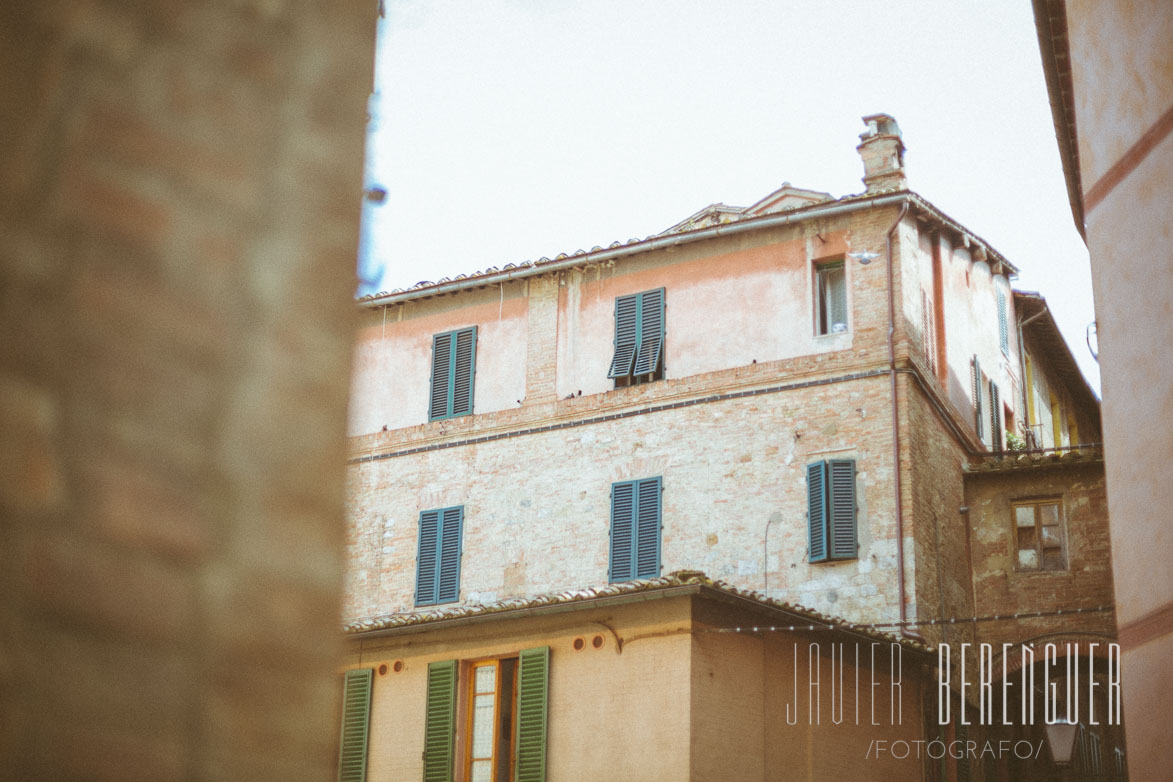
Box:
xmin=463 ymin=658 xmax=518 ymax=782
xmin=814 ymin=259 xmax=848 ymax=337
xmin=1012 ymin=498 xmax=1068 ymax=572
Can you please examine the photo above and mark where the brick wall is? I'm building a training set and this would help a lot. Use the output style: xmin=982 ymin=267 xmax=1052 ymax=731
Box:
xmin=0 ymin=3 xmax=372 ymax=779
xmin=964 ymin=459 xmax=1115 ymax=648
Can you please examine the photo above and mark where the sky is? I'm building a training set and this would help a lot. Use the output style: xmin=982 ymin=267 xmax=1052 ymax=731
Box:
xmin=361 ymin=0 xmax=1099 ymax=393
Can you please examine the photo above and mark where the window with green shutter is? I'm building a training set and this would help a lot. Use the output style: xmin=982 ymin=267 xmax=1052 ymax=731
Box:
xmin=971 ymin=355 xmax=984 ymax=440
xmin=997 ymin=288 xmax=1009 ymax=355
xmin=807 ymin=459 xmax=857 ymax=563
xmin=989 ymin=381 xmax=1002 ymax=452
xmin=609 ymin=477 xmax=662 ymax=581
xmin=429 ymin=327 xmax=477 ymax=420
xmin=424 ymin=660 xmax=457 ymax=782
xmin=337 ymin=668 xmax=373 ymax=782
xmin=415 ymin=506 xmax=463 ymax=606
xmin=515 ymin=646 xmax=550 ymax=782
xmin=607 ymin=289 xmax=664 ymax=385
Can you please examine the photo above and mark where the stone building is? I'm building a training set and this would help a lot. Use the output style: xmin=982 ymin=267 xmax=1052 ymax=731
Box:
xmin=1034 ymin=2 xmax=1173 ymax=778
xmin=340 ymin=116 xmax=1115 ymax=780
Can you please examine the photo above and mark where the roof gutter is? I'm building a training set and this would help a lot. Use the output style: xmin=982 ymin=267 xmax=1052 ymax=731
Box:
xmin=360 ymin=193 xmax=912 ymax=308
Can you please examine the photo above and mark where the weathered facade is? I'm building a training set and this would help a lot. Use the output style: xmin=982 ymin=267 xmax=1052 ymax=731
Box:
xmin=1034 ymin=3 xmax=1173 ymax=778
xmin=342 ymin=116 xmax=1115 ymax=780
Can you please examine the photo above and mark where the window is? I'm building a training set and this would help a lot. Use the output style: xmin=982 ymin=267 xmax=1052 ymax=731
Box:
xmin=337 ymin=668 xmax=373 ymax=782
xmin=467 ymin=659 xmax=516 ymax=782
xmin=921 ymin=289 xmax=938 ymax=375
xmin=607 ymin=289 xmax=664 ymax=385
xmin=989 ymin=381 xmax=1003 ymax=452
xmin=423 ymin=648 xmax=549 ymax=782
xmin=416 ymin=506 xmax=463 ymax=606
xmin=429 ymin=327 xmax=477 ymax=420
xmin=1013 ymin=499 xmax=1066 ymax=571
xmin=610 ymin=477 xmax=661 ymax=581
xmin=815 ymin=261 xmax=848 ymax=335
xmin=971 ymin=355 xmax=984 ymax=440
xmin=807 ymin=459 xmax=857 ymax=562
xmin=997 ymin=288 xmax=1009 ymax=355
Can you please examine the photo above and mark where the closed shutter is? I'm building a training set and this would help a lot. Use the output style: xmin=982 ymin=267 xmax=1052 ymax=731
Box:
xmin=514 ymin=646 xmax=550 ymax=782
xmin=416 ymin=510 xmax=441 ymax=605
xmin=828 ymin=460 xmax=857 ymax=560
xmin=631 ymin=289 xmax=665 ymax=376
xmin=971 ymin=356 xmax=983 ymax=439
xmin=451 ymin=327 xmax=477 ymax=416
xmin=807 ymin=461 xmax=828 ymax=563
xmin=607 ymin=295 xmax=639 ymax=379
xmin=338 ymin=669 xmax=373 ymax=782
xmin=997 ymin=289 xmax=1009 ymax=354
xmin=429 ymin=332 xmax=453 ymax=420
xmin=989 ymin=382 xmax=1002 ymax=452
xmin=635 ymin=477 xmax=662 ymax=578
xmin=609 ymin=481 xmax=635 ymax=581
xmin=436 ymin=507 xmax=463 ymax=603
xmin=423 ymin=660 xmax=457 ymax=782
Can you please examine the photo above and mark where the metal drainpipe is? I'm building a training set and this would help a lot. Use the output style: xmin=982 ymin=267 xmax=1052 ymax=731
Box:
xmin=884 ymin=201 xmax=926 ymax=643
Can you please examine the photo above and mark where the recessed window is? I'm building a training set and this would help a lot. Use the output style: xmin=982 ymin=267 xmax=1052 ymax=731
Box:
xmin=1013 ymin=499 xmax=1066 ymax=571
xmin=607 ymin=289 xmax=665 ymax=386
xmin=815 ymin=261 xmax=848 ymax=336
xmin=467 ymin=658 xmax=518 ymax=782
xmin=429 ymin=327 xmax=477 ymax=421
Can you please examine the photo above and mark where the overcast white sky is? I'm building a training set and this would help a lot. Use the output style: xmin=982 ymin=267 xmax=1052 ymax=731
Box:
xmin=362 ymin=0 xmax=1099 ymax=392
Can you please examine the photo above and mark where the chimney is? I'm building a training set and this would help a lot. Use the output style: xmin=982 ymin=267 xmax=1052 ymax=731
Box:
xmin=857 ymin=113 xmax=907 ymax=193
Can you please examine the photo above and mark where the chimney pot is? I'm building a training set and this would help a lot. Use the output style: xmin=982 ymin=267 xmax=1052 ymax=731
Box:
xmin=857 ymin=113 xmax=907 ymax=193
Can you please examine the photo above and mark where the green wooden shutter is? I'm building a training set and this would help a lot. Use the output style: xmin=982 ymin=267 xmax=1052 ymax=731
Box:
xmin=338 ymin=668 xmax=373 ymax=782
xmin=450 ymin=327 xmax=476 ymax=416
xmin=436 ymin=506 xmax=463 ymax=603
xmin=807 ymin=461 xmax=828 ymax=563
xmin=971 ymin=355 xmax=983 ymax=439
xmin=634 ymin=477 xmax=662 ymax=578
xmin=827 ymin=459 xmax=857 ymax=560
xmin=514 ymin=646 xmax=550 ymax=782
xmin=607 ymin=295 xmax=639 ymax=379
xmin=997 ymin=289 xmax=1009 ymax=354
xmin=609 ymin=481 xmax=635 ymax=581
xmin=423 ymin=660 xmax=457 ymax=782
xmin=429 ymin=332 xmax=453 ymax=420
xmin=989 ymin=382 xmax=1002 ymax=452
xmin=631 ymin=289 xmax=665 ymax=376
xmin=416 ymin=510 xmax=441 ymax=605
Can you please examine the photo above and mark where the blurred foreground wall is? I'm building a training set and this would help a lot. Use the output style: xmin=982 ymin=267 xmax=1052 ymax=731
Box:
xmin=0 ymin=2 xmax=372 ymax=779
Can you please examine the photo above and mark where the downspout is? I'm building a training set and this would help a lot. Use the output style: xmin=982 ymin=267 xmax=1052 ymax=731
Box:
xmin=884 ymin=201 xmax=926 ymax=643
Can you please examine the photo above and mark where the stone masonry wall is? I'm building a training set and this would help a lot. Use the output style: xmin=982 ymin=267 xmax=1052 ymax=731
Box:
xmin=0 ymin=3 xmax=372 ymax=780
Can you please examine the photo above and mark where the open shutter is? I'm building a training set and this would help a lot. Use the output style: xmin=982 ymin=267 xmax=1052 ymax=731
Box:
xmin=807 ymin=461 xmax=828 ymax=563
xmin=609 ymin=481 xmax=635 ymax=581
xmin=423 ymin=660 xmax=457 ymax=782
xmin=990 ymin=382 xmax=1002 ymax=452
xmin=607 ymin=295 xmax=638 ymax=379
xmin=450 ymin=327 xmax=476 ymax=417
xmin=997 ymin=289 xmax=1009 ymax=354
xmin=515 ymin=646 xmax=550 ymax=782
xmin=338 ymin=669 xmax=373 ymax=782
xmin=415 ymin=510 xmax=441 ymax=605
xmin=429 ymin=332 xmax=453 ymax=419
xmin=631 ymin=289 xmax=664 ymax=376
xmin=971 ymin=355 xmax=983 ymax=439
xmin=436 ymin=506 xmax=463 ymax=603
xmin=635 ymin=477 xmax=661 ymax=578
xmin=827 ymin=459 xmax=857 ymax=560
